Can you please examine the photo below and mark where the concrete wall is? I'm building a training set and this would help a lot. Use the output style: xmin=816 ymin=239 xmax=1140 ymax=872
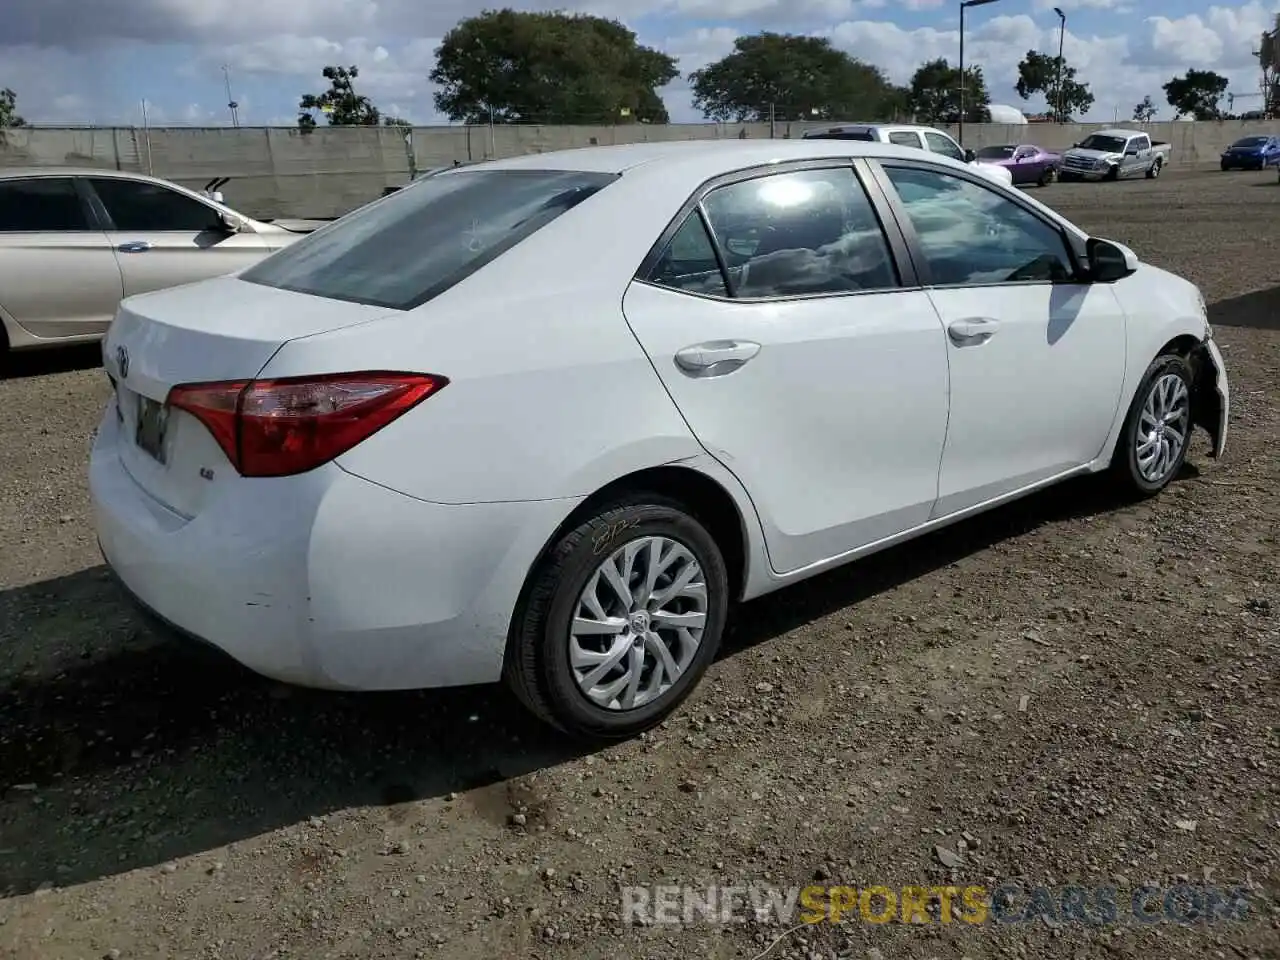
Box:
xmin=1 ymin=120 xmax=1274 ymax=220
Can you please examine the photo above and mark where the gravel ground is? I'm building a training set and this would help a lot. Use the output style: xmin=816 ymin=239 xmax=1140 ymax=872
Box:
xmin=1 ymin=169 xmax=1278 ymax=960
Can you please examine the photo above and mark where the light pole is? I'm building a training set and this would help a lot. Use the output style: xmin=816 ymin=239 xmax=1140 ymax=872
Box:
xmin=958 ymin=0 xmax=1001 ymax=146
xmin=1053 ymin=7 xmax=1066 ymax=122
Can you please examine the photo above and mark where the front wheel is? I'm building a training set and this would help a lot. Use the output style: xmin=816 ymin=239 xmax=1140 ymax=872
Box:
xmin=1110 ymin=354 xmax=1194 ymax=497
xmin=504 ymin=495 xmax=730 ymax=740
xmin=1038 ymin=167 xmax=1057 ymax=186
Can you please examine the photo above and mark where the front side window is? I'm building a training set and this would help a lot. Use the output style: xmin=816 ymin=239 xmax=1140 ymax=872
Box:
xmin=242 ymin=169 xmax=617 ymax=310
xmin=647 ymin=213 xmax=729 ymax=297
xmin=889 ymin=131 xmax=923 ymax=149
xmin=0 ymin=178 xmax=90 ymax=231
xmin=90 ymin=178 xmax=222 ymax=232
xmin=923 ymin=131 xmax=965 ymax=162
xmin=883 ymin=165 xmax=1076 ymax=286
xmin=699 ymin=167 xmax=898 ymax=298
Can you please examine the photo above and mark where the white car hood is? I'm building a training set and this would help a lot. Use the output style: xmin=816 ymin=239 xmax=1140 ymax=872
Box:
xmin=970 ymin=160 xmax=1014 ymax=185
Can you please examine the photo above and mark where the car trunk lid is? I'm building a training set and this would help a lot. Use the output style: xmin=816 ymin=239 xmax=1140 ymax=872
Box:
xmin=103 ymin=276 xmax=395 ymax=518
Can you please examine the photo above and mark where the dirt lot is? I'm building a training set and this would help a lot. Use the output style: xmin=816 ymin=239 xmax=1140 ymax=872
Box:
xmin=1 ymin=169 xmax=1277 ymax=960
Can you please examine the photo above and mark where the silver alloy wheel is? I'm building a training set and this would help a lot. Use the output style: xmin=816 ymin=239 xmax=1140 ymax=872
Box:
xmin=1136 ymin=372 xmax=1189 ymax=483
xmin=569 ymin=535 xmax=708 ymax=711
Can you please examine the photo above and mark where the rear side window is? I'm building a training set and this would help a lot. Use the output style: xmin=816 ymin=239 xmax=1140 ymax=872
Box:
xmin=648 ymin=214 xmax=729 ymax=297
xmin=889 ymin=131 xmax=923 ymax=148
xmin=242 ymin=169 xmax=618 ymax=310
xmin=0 ymin=178 xmax=90 ymax=231
xmin=699 ymin=167 xmax=899 ymax=298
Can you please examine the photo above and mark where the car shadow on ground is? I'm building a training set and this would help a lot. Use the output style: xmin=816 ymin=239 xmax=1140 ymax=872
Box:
xmin=0 ymin=468 xmax=1191 ymax=896
xmin=0 ymin=344 xmax=102 ymax=380
xmin=1209 ymin=284 xmax=1279 ymax=332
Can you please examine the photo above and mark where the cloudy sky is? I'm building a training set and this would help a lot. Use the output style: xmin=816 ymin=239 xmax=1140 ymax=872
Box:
xmin=3 ymin=0 xmax=1277 ymax=126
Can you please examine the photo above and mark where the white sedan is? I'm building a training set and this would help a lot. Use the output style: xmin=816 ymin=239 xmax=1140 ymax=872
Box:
xmin=90 ymin=138 xmax=1229 ymax=740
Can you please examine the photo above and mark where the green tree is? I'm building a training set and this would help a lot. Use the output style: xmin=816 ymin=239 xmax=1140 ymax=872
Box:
xmin=430 ymin=10 xmax=677 ymax=125
xmin=1162 ymin=69 xmax=1228 ymax=120
xmin=383 ymin=116 xmax=411 ymax=127
xmin=688 ymin=33 xmax=903 ymax=122
xmin=1132 ymin=95 xmax=1158 ymax=122
xmin=0 ymin=88 xmax=25 ymax=128
xmin=298 ymin=66 xmax=381 ymax=131
xmin=906 ymin=58 xmax=990 ymax=124
xmin=1014 ymin=49 xmax=1094 ymax=122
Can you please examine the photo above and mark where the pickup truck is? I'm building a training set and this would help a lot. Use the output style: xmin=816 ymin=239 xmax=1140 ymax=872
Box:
xmin=802 ymin=123 xmax=1016 ymax=186
xmin=1058 ymin=129 xmax=1171 ymax=181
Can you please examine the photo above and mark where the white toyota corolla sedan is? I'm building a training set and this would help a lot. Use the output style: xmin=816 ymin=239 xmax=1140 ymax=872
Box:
xmin=91 ymin=138 xmax=1229 ymax=740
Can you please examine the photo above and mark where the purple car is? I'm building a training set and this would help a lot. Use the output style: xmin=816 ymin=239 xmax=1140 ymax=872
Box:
xmin=973 ymin=144 xmax=1062 ymax=187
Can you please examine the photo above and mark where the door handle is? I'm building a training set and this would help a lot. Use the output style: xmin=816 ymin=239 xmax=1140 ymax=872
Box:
xmin=116 ymin=241 xmax=152 ymax=253
xmin=674 ymin=339 xmax=761 ymax=378
xmin=947 ymin=317 xmax=1000 ymax=344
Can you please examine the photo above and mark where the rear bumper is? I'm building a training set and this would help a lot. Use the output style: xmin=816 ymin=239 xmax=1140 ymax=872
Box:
xmin=89 ymin=408 xmax=577 ymax=691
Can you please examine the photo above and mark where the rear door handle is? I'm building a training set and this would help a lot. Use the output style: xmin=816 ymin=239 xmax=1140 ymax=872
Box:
xmin=674 ymin=339 xmax=761 ymax=378
xmin=117 ymin=241 xmax=152 ymax=253
xmin=947 ymin=317 xmax=1000 ymax=344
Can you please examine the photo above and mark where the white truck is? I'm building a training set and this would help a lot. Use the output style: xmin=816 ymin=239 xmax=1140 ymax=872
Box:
xmin=802 ymin=123 xmax=1015 ymax=186
xmin=1058 ymin=128 xmax=1171 ymax=182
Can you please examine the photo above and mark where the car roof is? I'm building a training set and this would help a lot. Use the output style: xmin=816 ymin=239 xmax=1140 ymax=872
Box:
xmin=1089 ymin=128 xmax=1140 ymax=138
xmin=458 ymin=137 xmax=952 ymax=177
xmin=0 ymin=166 xmax=186 ymax=185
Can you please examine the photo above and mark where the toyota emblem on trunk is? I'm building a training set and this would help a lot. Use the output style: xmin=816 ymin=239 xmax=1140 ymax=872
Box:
xmin=116 ymin=345 xmax=129 ymax=379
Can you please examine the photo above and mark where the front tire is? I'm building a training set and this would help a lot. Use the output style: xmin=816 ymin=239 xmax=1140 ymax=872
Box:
xmin=1110 ymin=354 xmax=1194 ymax=497
xmin=504 ymin=495 xmax=730 ymax=740
xmin=1038 ymin=167 xmax=1057 ymax=186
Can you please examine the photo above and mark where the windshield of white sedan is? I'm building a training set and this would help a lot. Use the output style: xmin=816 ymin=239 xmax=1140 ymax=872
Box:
xmin=240 ymin=169 xmax=618 ymax=309
xmin=1077 ymin=135 xmax=1126 ymax=153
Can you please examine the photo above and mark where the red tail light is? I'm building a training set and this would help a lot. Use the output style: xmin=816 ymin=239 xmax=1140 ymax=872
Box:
xmin=168 ymin=372 xmax=447 ymax=478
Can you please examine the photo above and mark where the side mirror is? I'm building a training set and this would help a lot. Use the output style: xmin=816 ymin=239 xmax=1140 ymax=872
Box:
xmin=1086 ymin=237 xmax=1138 ymax=282
xmin=963 ymin=148 xmax=976 ymax=162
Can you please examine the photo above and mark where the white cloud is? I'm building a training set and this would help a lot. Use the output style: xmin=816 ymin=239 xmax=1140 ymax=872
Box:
xmin=1 ymin=0 xmax=1275 ymax=126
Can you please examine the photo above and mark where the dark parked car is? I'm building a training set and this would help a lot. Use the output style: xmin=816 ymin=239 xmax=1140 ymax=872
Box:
xmin=973 ymin=144 xmax=1062 ymax=186
xmin=1219 ymin=135 xmax=1280 ymax=171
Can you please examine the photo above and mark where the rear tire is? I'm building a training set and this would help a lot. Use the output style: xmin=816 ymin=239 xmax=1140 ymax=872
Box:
xmin=1109 ymin=353 xmax=1194 ymax=498
xmin=504 ymin=494 xmax=729 ymax=741
xmin=1146 ymin=157 xmax=1163 ymax=179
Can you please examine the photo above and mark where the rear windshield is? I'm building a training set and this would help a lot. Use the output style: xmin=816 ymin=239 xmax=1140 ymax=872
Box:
xmin=976 ymin=145 xmax=1016 ymax=159
xmin=240 ymin=168 xmax=618 ymax=310
xmin=804 ymin=130 xmax=875 ymax=141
